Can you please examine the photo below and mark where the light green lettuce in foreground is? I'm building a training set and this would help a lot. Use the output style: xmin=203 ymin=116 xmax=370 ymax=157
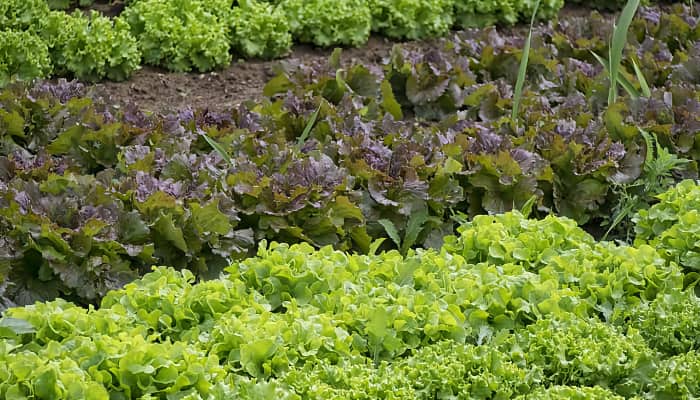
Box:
xmin=0 ymin=204 xmax=699 ymax=398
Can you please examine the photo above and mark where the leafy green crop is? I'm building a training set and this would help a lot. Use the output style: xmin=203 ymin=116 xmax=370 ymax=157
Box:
xmin=516 ymin=385 xmax=626 ymax=399
xmin=0 ymin=0 xmax=49 ymax=31
xmin=42 ymin=11 xmax=141 ymax=82
xmin=634 ymin=179 xmax=700 ymax=273
xmin=503 ymin=314 xmax=656 ymax=392
xmin=650 ymin=350 xmax=700 ymax=399
xmin=280 ymin=0 xmax=372 ymax=46
xmin=453 ymin=0 xmax=563 ymax=28
xmin=0 ymin=0 xmax=682 ymax=81
xmin=0 ymin=5 xmax=698 ymax=396
xmin=123 ymin=0 xmax=231 ymax=72
xmin=0 ymin=0 xmax=143 ymax=84
xmin=631 ymin=288 xmax=700 ymax=356
xmin=227 ymin=0 xmax=292 ymax=59
xmin=0 ymin=207 xmax=694 ymax=398
xmin=1 ymin=4 xmax=699 ymax=305
xmin=454 ymin=0 xmax=519 ymax=27
xmin=0 ymin=30 xmax=52 ymax=86
xmin=369 ymin=0 xmax=453 ymax=40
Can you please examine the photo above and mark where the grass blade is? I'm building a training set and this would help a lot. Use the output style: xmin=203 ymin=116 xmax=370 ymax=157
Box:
xmin=511 ymin=0 xmax=540 ymax=127
xmin=617 ymin=69 xmax=641 ymax=98
xmin=602 ymin=195 xmax=637 ymax=241
xmin=609 ymin=0 xmax=641 ymax=104
xmin=296 ymin=106 xmax=320 ymax=147
xmin=592 ymin=51 xmax=640 ymax=99
xmin=631 ymin=59 xmax=651 ymax=97
xmin=202 ymin=133 xmax=233 ymax=165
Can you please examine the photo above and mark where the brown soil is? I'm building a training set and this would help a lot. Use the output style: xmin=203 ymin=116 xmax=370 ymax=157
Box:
xmin=91 ymin=36 xmax=438 ymax=114
xmin=85 ymin=3 xmax=617 ymax=114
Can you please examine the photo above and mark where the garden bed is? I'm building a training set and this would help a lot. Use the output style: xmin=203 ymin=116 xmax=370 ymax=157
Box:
xmin=0 ymin=1 xmax=699 ymax=399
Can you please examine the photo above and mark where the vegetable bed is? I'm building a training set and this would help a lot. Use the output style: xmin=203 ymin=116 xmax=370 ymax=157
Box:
xmin=0 ymin=0 xmax=684 ymax=84
xmin=2 ymin=195 xmax=700 ymax=398
xmin=1 ymin=1 xmax=700 ymax=399
xmin=1 ymin=4 xmax=698 ymax=308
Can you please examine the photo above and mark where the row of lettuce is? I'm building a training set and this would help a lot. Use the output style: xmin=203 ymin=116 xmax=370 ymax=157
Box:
xmin=0 ymin=5 xmax=699 ymax=307
xmin=1 ymin=192 xmax=700 ymax=398
xmin=0 ymin=0 xmax=678 ymax=84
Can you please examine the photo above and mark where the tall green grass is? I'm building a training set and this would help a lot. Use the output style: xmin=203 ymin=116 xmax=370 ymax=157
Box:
xmin=511 ymin=0 xmax=541 ymax=128
xmin=608 ymin=0 xmax=640 ymax=104
xmin=591 ymin=0 xmax=647 ymax=105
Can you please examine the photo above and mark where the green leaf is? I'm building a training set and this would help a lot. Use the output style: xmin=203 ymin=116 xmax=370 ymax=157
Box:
xmin=401 ymin=209 xmax=428 ymax=254
xmin=631 ymin=59 xmax=651 ymax=98
xmin=368 ymin=238 xmax=387 ymax=256
xmin=520 ymin=195 xmax=537 ymax=218
xmin=381 ymin=79 xmax=403 ymax=120
xmin=511 ymin=0 xmax=540 ymax=126
xmin=346 ymin=65 xmax=379 ymax=97
xmin=119 ymin=211 xmax=151 ymax=244
xmin=591 ymin=51 xmax=640 ymax=99
xmin=296 ymin=106 xmax=320 ymax=147
xmin=608 ymin=0 xmax=641 ymax=104
xmin=329 ymin=47 xmax=342 ymax=70
xmin=0 ymin=317 xmax=36 ymax=336
xmin=366 ymin=307 xmax=388 ymax=339
xmin=34 ymin=368 xmax=60 ymax=399
xmin=0 ymin=109 xmax=25 ymax=138
xmin=443 ymin=158 xmax=463 ymax=174
xmin=202 ymin=133 xmax=233 ymax=166
xmin=190 ymin=200 xmax=232 ymax=236
xmin=263 ymin=74 xmax=293 ymax=97
xmin=153 ymin=213 xmax=188 ymax=253
xmin=240 ymin=339 xmax=277 ymax=378
xmin=378 ymin=219 xmax=402 ymax=248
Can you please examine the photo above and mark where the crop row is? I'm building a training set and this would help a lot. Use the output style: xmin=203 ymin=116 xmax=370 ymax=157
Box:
xmin=0 ymin=4 xmax=698 ymax=307
xmin=2 ymin=182 xmax=700 ymax=398
xmin=0 ymin=0 xmax=679 ymax=84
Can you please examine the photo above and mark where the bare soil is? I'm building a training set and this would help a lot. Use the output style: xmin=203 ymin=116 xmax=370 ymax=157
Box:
xmin=82 ymin=2 xmax=614 ymax=114
xmin=91 ymin=36 xmax=429 ymax=114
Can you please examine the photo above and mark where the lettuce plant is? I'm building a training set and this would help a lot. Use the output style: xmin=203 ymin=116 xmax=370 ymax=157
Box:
xmin=453 ymin=0 xmax=519 ymax=27
xmin=516 ymin=0 xmax=563 ymax=21
xmin=633 ymin=179 xmax=700 ymax=272
xmin=227 ymin=0 xmax=292 ymax=59
xmin=42 ymin=11 xmax=141 ymax=82
xmin=0 ymin=0 xmax=49 ymax=31
xmin=453 ymin=0 xmax=562 ymax=28
xmin=516 ymin=385 xmax=625 ymax=399
xmin=0 ymin=30 xmax=52 ymax=86
xmin=650 ymin=351 xmax=700 ymax=399
xmin=631 ymin=288 xmax=700 ymax=356
xmin=123 ymin=0 xmax=231 ymax=72
xmin=280 ymin=0 xmax=371 ymax=46
xmin=503 ymin=314 xmax=656 ymax=392
xmin=0 ymin=5 xmax=698 ymax=307
xmin=369 ymin=0 xmax=454 ymax=40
